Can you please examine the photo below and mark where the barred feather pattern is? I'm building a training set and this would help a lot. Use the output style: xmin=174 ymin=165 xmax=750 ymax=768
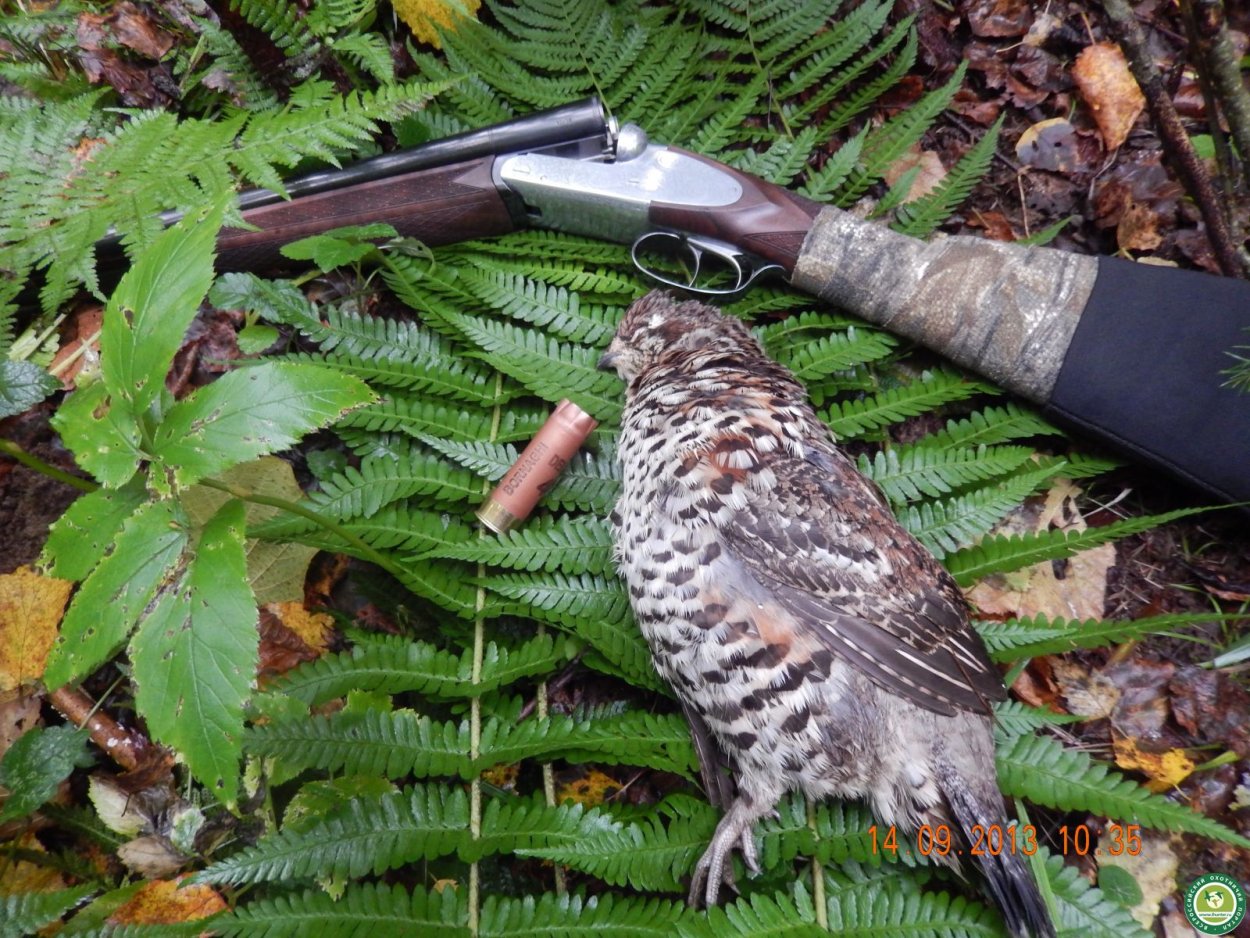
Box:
xmin=600 ymin=291 xmax=1053 ymax=938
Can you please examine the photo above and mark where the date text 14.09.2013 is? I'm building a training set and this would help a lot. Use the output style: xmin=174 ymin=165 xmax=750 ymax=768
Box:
xmin=867 ymin=823 xmax=1143 ymax=858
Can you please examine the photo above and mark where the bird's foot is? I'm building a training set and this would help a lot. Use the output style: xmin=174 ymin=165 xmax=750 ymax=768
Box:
xmin=688 ymin=798 xmax=769 ymax=907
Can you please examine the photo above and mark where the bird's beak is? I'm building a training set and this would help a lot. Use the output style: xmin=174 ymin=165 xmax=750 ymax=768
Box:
xmin=597 ymin=340 xmax=620 ymax=372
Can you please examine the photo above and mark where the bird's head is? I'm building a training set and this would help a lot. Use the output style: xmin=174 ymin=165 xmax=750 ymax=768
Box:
xmin=597 ymin=290 xmax=763 ymax=385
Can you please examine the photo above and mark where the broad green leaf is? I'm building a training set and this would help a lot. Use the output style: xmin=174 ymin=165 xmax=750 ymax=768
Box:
xmin=51 ymin=380 xmax=144 ymax=488
xmin=150 ymin=363 xmax=375 ymax=489
xmin=131 ymin=500 xmax=258 ymax=806
xmin=182 ymin=457 xmax=318 ymax=603
xmin=0 ymin=360 xmax=59 ymax=419
xmin=44 ymin=499 xmax=188 ymax=689
xmin=40 ymin=481 xmax=147 ymax=581
xmin=100 ymin=197 xmax=227 ymax=419
xmin=0 ymin=725 xmax=92 ymax=823
xmin=236 ymin=323 xmax=280 ymax=354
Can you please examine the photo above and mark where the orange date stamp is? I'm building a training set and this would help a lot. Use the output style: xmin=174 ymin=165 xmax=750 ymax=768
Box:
xmin=868 ymin=822 xmax=1143 ymax=858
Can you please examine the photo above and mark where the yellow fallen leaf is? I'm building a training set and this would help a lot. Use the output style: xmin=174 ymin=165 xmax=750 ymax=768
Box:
xmin=0 ymin=832 xmax=66 ymax=895
xmin=264 ymin=602 xmax=333 ymax=656
xmin=393 ymin=0 xmax=482 ymax=48
xmin=558 ymin=768 xmax=623 ymax=807
xmin=109 ymin=878 xmax=227 ymax=925
xmin=1072 ymin=42 xmax=1145 ymax=151
xmin=1113 ymin=737 xmax=1196 ymax=792
xmin=0 ymin=566 xmax=73 ymax=693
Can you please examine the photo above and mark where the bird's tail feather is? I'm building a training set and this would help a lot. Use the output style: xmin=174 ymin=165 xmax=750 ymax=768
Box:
xmin=940 ymin=771 xmax=1055 ymax=938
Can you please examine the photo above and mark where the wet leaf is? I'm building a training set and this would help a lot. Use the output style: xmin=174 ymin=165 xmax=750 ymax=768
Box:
xmin=1072 ymin=42 xmax=1145 ymax=151
xmin=964 ymin=0 xmax=1032 ymax=38
xmin=392 ymin=0 xmax=482 ymax=49
xmin=1113 ymin=738 xmax=1196 ymax=793
xmin=0 ymin=566 xmax=73 ymax=693
xmin=1116 ymin=201 xmax=1163 ymax=252
xmin=108 ymin=878 xmax=226 ymax=926
xmin=1016 ymin=118 xmax=1081 ymax=172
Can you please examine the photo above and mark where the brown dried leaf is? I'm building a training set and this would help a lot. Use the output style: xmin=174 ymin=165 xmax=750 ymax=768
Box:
xmin=1117 ymin=200 xmax=1164 ymax=252
xmin=883 ymin=147 xmax=947 ymax=203
xmin=1072 ymin=42 xmax=1145 ymax=151
xmin=48 ymin=305 xmax=103 ymax=389
xmin=966 ymin=480 xmax=1113 ymax=621
xmin=0 ymin=566 xmax=73 ymax=693
xmin=964 ymin=0 xmax=1033 ymax=38
xmin=109 ymin=877 xmax=227 ymax=924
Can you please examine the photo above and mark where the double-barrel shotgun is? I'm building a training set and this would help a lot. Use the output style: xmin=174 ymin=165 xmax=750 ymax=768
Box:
xmin=117 ymin=97 xmax=1250 ymax=504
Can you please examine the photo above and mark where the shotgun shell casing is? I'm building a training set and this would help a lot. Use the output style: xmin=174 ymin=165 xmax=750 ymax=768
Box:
xmin=476 ymin=399 xmax=598 ymax=534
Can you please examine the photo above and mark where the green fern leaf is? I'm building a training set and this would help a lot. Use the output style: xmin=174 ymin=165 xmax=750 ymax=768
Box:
xmin=859 ymin=444 xmax=1037 ymax=503
xmin=1041 ymin=849 xmax=1152 ymax=938
xmin=340 ymin=393 xmax=545 ymax=443
xmin=923 ymin=403 xmax=1062 ymax=448
xmin=278 ymin=503 xmax=475 ymax=555
xmin=894 ymin=116 xmax=1005 ymax=237
xmin=824 ymin=370 xmax=991 ymax=439
xmin=481 ymin=892 xmax=699 ymax=938
xmin=422 ymin=307 xmax=623 ymax=420
xmin=0 ymin=885 xmax=94 ymax=938
xmin=991 ymin=700 xmax=1080 ymax=739
xmin=944 ymin=505 xmax=1213 ymax=585
xmin=691 ymin=883 xmax=825 ymax=938
xmin=996 ymin=733 xmax=1250 ymax=848
xmin=450 ymin=267 xmax=620 ymax=345
xmin=812 ymin=24 xmax=917 ymax=136
xmin=774 ymin=325 xmax=897 ymax=382
xmin=756 ymin=311 xmax=858 ymax=358
xmin=216 ymin=882 xmax=466 ymax=938
xmin=898 ymin=464 xmax=1061 ymax=557
xmin=977 ymin=611 xmax=1236 ymax=662
xmin=432 ymin=514 xmax=616 ymax=575
xmin=267 ymin=633 xmax=562 ymax=706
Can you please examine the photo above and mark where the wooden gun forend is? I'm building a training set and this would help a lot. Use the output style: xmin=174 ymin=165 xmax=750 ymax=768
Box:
xmin=215 ymin=156 xmax=517 ymax=271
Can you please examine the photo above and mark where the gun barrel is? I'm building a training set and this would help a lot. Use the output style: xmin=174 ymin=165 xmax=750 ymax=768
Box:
xmin=238 ymin=96 xmax=614 ymax=211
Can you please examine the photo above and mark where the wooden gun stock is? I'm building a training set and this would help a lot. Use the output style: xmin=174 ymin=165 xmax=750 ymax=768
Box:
xmin=215 ymin=156 xmax=516 ymax=271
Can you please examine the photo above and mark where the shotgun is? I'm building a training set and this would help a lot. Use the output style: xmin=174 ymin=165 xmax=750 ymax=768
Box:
xmin=142 ymin=97 xmax=1250 ymax=504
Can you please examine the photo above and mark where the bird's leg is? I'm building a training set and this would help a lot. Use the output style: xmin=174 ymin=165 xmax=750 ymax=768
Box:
xmin=689 ymin=795 xmax=768 ymax=907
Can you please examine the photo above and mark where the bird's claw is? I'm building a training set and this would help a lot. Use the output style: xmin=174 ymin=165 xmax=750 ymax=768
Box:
xmin=688 ymin=801 xmax=765 ymax=907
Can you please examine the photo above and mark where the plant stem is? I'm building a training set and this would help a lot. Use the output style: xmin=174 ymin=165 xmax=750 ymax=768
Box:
xmin=197 ymin=478 xmax=407 ymax=581
xmin=0 ymin=439 xmax=95 ymax=492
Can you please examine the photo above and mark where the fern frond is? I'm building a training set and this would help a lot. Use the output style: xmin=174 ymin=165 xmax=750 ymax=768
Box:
xmin=423 ymin=306 xmax=623 ymax=419
xmin=253 ymin=448 xmax=483 ymax=539
xmin=481 ymin=892 xmax=698 ymax=938
xmin=1041 ymin=850 xmax=1152 ymax=938
xmin=229 ymin=0 xmax=315 ymax=54
xmin=196 ymin=786 xmax=627 ymax=884
xmin=894 ymin=116 xmax=1004 ymax=238
xmin=836 ymin=60 xmax=966 ymax=206
xmin=944 ymin=505 xmax=1213 ymax=585
xmin=247 ymin=709 xmax=695 ymax=780
xmin=996 ymin=733 xmax=1250 ymax=847
xmin=819 ymin=882 xmax=1003 ymax=937
xmin=824 ymin=370 xmax=990 ymax=439
xmin=858 ymin=444 xmax=1036 ymax=503
xmin=991 ymin=700 xmax=1080 ymax=739
xmin=419 ymin=436 xmax=621 ymax=513
xmin=773 ymin=325 xmax=897 ymax=382
xmin=339 ymin=393 xmax=545 ymax=443
xmin=450 ymin=266 xmax=620 ymax=344
xmin=809 ymin=23 xmax=917 ymax=136
xmin=277 ymin=503 xmax=473 ymax=555
xmin=520 ymin=795 xmax=715 ymax=892
xmin=978 ymin=611 xmax=1236 ymax=662
xmin=268 ymin=633 xmax=562 ymax=706
xmin=0 ymin=885 xmax=94 ymax=938
xmin=215 ymin=882 xmax=466 ymax=938
xmin=898 ymin=464 xmax=1061 ymax=557
xmin=432 ymin=514 xmax=615 ymax=575
xmin=799 ymin=126 xmax=868 ymax=202
xmin=756 ymin=310 xmax=858 ymax=357
xmin=922 ymin=403 xmax=1062 ymax=448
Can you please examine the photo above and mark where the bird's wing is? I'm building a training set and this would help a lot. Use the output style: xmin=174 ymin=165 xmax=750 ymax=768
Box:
xmin=675 ymin=429 xmax=1005 ymax=716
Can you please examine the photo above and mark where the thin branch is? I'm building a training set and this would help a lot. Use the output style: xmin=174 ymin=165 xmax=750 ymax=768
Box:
xmin=48 ymin=685 xmax=145 ymax=772
xmin=1101 ymin=0 xmax=1246 ymax=277
xmin=1191 ymin=0 xmax=1250 ymax=178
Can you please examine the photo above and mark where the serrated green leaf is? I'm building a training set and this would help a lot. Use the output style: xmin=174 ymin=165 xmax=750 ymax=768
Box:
xmin=0 ymin=724 xmax=92 ymax=823
xmin=131 ymin=500 xmax=257 ymax=806
xmin=40 ymin=481 xmax=147 ymax=581
xmin=216 ymin=882 xmax=467 ymax=938
xmin=44 ymin=499 xmax=188 ymax=689
xmin=51 ymin=380 xmax=144 ymax=488
xmin=0 ymin=885 xmax=95 ymax=938
xmin=150 ymin=363 xmax=375 ymax=489
xmin=100 ymin=197 xmax=226 ymax=420
xmin=0 ymin=359 xmax=59 ymax=418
